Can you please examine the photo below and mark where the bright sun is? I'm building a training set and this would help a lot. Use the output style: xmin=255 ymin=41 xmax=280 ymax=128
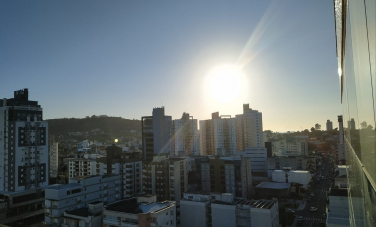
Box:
xmin=206 ymin=65 xmax=244 ymax=103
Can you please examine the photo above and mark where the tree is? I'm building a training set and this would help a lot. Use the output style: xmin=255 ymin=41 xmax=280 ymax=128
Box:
xmin=315 ymin=123 xmax=321 ymax=130
xmin=311 ymin=127 xmax=316 ymax=132
xmin=303 ymin=129 xmax=310 ymax=135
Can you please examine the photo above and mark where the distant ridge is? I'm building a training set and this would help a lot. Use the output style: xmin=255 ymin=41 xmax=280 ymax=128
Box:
xmin=47 ymin=116 xmax=141 ymax=139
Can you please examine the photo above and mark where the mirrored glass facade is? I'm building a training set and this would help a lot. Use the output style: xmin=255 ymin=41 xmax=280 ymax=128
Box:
xmin=334 ymin=0 xmax=376 ymax=226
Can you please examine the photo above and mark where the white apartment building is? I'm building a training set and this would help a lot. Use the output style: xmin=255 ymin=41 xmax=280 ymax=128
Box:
xmin=173 ymin=113 xmax=199 ymax=156
xmin=44 ymin=174 xmax=122 ymax=226
xmin=272 ymin=170 xmax=311 ymax=188
xmin=272 ymin=139 xmax=308 ymax=156
xmin=180 ymin=192 xmax=279 ymax=227
xmin=234 ymin=147 xmax=268 ymax=172
xmin=103 ymin=195 xmax=176 ymax=227
xmin=49 ymin=142 xmax=58 ymax=178
xmin=68 ymin=158 xmax=99 ymax=178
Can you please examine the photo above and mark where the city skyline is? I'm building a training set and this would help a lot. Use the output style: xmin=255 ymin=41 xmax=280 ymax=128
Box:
xmin=1 ymin=1 xmax=342 ymax=132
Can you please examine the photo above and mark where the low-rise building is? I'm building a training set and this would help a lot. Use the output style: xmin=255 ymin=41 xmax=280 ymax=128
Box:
xmin=254 ymin=182 xmax=290 ymax=198
xmin=102 ymin=195 xmax=176 ymax=227
xmin=44 ymin=175 xmax=121 ymax=226
xmin=180 ymin=192 xmax=279 ymax=227
xmin=272 ymin=170 xmax=311 ymax=188
xmin=62 ymin=201 xmax=103 ymax=227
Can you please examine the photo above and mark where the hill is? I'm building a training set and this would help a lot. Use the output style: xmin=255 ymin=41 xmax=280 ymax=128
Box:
xmin=47 ymin=116 xmax=142 ymax=141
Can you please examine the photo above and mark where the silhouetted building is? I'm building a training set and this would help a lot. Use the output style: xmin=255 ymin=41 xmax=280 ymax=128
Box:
xmin=326 ymin=120 xmax=333 ymax=131
xmin=141 ymin=107 xmax=173 ymax=162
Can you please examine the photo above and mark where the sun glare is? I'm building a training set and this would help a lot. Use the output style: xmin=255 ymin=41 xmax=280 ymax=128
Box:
xmin=206 ymin=65 xmax=244 ymax=103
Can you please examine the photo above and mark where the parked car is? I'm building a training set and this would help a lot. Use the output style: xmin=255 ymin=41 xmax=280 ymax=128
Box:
xmin=307 ymin=196 xmax=312 ymax=201
xmin=310 ymin=192 xmax=314 ymax=197
xmin=298 ymin=216 xmax=304 ymax=222
xmin=310 ymin=207 xmax=318 ymax=212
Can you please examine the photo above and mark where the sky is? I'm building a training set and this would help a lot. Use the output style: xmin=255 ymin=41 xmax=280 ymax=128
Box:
xmin=0 ymin=1 xmax=342 ymax=132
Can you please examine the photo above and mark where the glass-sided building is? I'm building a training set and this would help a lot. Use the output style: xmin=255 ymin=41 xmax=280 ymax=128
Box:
xmin=333 ymin=0 xmax=376 ymax=226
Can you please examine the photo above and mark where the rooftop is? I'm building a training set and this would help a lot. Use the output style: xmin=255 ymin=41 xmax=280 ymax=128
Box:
xmin=329 ymin=187 xmax=348 ymax=197
xmin=47 ymin=183 xmax=81 ymax=190
xmin=105 ymin=198 xmax=173 ymax=214
xmin=256 ymin=182 xmax=291 ymax=189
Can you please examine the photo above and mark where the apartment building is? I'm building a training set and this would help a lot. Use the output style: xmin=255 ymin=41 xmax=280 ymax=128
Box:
xmin=272 ymin=139 xmax=308 ymax=156
xmin=242 ymin=104 xmax=264 ymax=148
xmin=333 ymin=1 xmax=376 ymax=225
xmin=49 ymin=142 xmax=58 ymax=178
xmin=173 ymin=113 xmax=199 ymax=156
xmin=212 ymin=116 xmax=237 ymax=156
xmin=180 ymin=192 xmax=279 ymax=227
xmin=143 ymin=154 xmax=170 ymax=201
xmin=169 ymin=158 xmax=188 ymax=201
xmin=103 ymin=195 xmax=176 ymax=227
xmin=199 ymin=119 xmax=214 ymax=156
xmin=201 ymin=156 xmax=252 ymax=198
xmin=0 ymin=89 xmax=49 ymax=225
xmin=143 ymin=154 xmax=188 ymax=202
xmin=142 ymin=107 xmax=173 ymax=162
xmin=44 ymin=174 xmax=121 ymax=226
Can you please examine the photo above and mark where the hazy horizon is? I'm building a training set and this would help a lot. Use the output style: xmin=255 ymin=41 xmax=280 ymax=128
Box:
xmin=1 ymin=1 xmax=342 ymax=132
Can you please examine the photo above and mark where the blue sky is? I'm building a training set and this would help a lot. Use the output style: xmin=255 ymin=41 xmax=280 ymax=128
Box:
xmin=0 ymin=1 xmax=342 ymax=132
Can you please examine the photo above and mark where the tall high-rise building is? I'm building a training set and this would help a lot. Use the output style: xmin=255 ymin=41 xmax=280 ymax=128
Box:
xmin=0 ymin=89 xmax=48 ymax=225
xmin=173 ymin=113 xmax=199 ymax=156
xmin=334 ymin=0 xmax=376 ymax=226
xmin=199 ymin=119 xmax=214 ymax=156
xmin=212 ymin=116 xmax=237 ymax=155
xmin=243 ymin=105 xmax=264 ymax=148
xmin=49 ymin=142 xmax=58 ymax=178
xmin=0 ymin=89 xmax=49 ymax=191
xmin=141 ymin=107 xmax=173 ymax=162
xmin=326 ymin=120 xmax=333 ymax=131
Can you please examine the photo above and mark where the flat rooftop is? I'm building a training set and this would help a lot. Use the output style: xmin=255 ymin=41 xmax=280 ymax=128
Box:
xmin=47 ymin=183 xmax=81 ymax=190
xmin=105 ymin=198 xmax=173 ymax=214
xmin=256 ymin=182 xmax=290 ymax=189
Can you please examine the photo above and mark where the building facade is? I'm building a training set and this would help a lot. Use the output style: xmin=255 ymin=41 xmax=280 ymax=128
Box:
xmin=142 ymin=107 xmax=173 ymax=162
xmin=180 ymin=192 xmax=279 ymax=227
xmin=49 ymin=142 xmax=59 ymax=178
xmin=0 ymin=89 xmax=49 ymax=225
xmin=173 ymin=113 xmax=199 ymax=156
xmin=201 ymin=156 xmax=252 ymax=198
xmin=334 ymin=0 xmax=376 ymax=226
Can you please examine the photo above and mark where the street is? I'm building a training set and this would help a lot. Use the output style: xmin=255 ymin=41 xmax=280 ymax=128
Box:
xmin=292 ymin=161 xmax=333 ymax=227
